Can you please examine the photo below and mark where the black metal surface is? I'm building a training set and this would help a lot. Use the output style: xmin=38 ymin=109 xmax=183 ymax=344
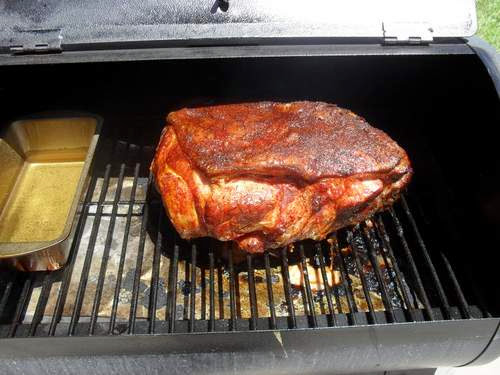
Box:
xmin=0 ymin=138 xmax=478 ymax=338
xmin=264 ymin=251 xmax=277 ymax=329
xmin=280 ymin=247 xmax=297 ymax=329
xmin=0 ymin=319 xmax=498 ymax=372
xmin=89 ymin=163 xmax=126 ymax=335
xmin=387 ymin=207 xmax=434 ymax=320
xmin=68 ymin=164 xmax=112 ymax=336
xmin=109 ymin=162 xmax=141 ymax=334
xmin=189 ymin=244 xmax=197 ymax=333
xmin=128 ymin=174 xmax=150 ymax=334
xmin=0 ymin=51 xmax=499 ymax=370
xmin=298 ymin=244 xmax=318 ymax=328
xmin=373 ymin=216 xmax=416 ymax=322
xmin=0 ymin=43 xmax=474 ymax=67
xmin=315 ymin=243 xmax=336 ymax=326
xmin=333 ymin=235 xmax=359 ymax=324
xmin=246 ymin=254 xmax=258 ymax=330
xmin=167 ymin=245 xmax=179 ymax=333
xmin=346 ymin=230 xmax=378 ymax=324
xmin=362 ymin=225 xmax=395 ymax=323
xmin=0 ymin=136 xmax=498 ymax=367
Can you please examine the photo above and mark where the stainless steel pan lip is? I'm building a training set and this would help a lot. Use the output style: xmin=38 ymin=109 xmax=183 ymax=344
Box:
xmin=0 ymin=111 xmax=102 ymax=271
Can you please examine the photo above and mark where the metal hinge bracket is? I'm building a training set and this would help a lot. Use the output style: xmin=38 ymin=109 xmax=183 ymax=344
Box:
xmin=382 ymin=22 xmax=433 ymax=45
xmin=9 ymin=29 xmax=62 ymax=55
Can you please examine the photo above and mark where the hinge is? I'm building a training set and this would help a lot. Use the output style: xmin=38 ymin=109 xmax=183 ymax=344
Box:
xmin=382 ymin=22 xmax=433 ymax=45
xmin=9 ymin=29 xmax=62 ymax=55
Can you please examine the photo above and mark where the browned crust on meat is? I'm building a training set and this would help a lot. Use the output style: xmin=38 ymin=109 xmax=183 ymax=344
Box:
xmin=169 ymin=101 xmax=406 ymax=182
xmin=152 ymin=101 xmax=412 ymax=253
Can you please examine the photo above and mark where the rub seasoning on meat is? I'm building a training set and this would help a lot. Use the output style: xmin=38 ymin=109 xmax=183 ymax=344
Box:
xmin=151 ymin=101 xmax=412 ymax=253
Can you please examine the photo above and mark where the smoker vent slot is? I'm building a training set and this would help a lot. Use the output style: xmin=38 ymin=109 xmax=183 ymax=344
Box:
xmin=0 ymin=140 xmax=485 ymax=338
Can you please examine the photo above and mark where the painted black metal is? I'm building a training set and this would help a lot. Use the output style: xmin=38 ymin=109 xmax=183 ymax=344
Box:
xmin=315 ymin=243 xmax=336 ymax=326
xmin=189 ymin=244 xmax=197 ymax=333
xmin=167 ymin=245 xmax=179 ymax=333
xmin=128 ymin=174 xmax=151 ymax=334
xmin=334 ymin=235 xmax=359 ymax=324
xmin=0 ymin=319 xmax=498 ymax=372
xmin=89 ymin=163 xmax=126 ymax=335
xmin=0 ymin=42 xmax=474 ymax=66
xmin=48 ymin=172 xmax=100 ymax=336
xmin=280 ymin=247 xmax=297 ymax=329
xmin=246 ymin=254 xmax=258 ymax=330
xmin=264 ymin=251 xmax=277 ymax=329
xmin=0 ymin=45 xmax=499 ymax=372
xmin=374 ymin=217 xmax=417 ymax=322
xmin=467 ymin=36 xmax=500 ymax=96
xmin=362 ymin=225 xmax=395 ymax=323
xmin=388 ymin=208 xmax=434 ymax=320
xmin=109 ymin=162 xmax=141 ymax=334
xmin=68 ymin=164 xmax=112 ymax=336
xmin=347 ymin=230 xmax=378 ymax=324
xmin=298 ymin=244 xmax=318 ymax=328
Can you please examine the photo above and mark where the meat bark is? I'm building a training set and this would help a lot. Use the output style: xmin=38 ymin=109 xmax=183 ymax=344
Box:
xmin=151 ymin=101 xmax=412 ymax=253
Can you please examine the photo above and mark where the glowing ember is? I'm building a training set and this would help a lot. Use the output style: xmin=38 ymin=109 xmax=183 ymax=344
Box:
xmin=289 ymin=263 xmax=341 ymax=292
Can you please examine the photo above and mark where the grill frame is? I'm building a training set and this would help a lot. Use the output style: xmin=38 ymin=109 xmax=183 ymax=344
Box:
xmin=0 ymin=139 xmax=494 ymax=351
xmin=0 ymin=44 xmax=499 ymax=372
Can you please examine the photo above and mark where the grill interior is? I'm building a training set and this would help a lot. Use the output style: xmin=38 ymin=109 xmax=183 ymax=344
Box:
xmin=0 ymin=139 xmax=484 ymax=337
xmin=0 ymin=53 xmax=499 ymax=339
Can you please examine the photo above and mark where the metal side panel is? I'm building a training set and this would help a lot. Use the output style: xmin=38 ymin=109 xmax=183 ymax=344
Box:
xmin=467 ymin=36 xmax=500 ymax=96
xmin=0 ymin=319 xmax=498 ymax=374
xmin=461 ymin=320 xmax=500 ymax=367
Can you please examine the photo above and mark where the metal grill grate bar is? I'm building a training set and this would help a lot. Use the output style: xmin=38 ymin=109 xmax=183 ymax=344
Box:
xmin=48 ymin=174 xmax=99 ymax=336
xmin=388 ymin=207 xmax=434 ymax=320
xmin=280 ymin=247 xmax=297 ymax=329
xmin=246 ymin=254 xmax=258 ymax=330
xmin=208 ymin=251 xmax=216 ymax=331
xmin=167 ymin=244 xmax=179 ymax=333
xmin=298 ymin=244 xmax=318 ymax=327
xmin=227 ymin=247 xmax=237 ymax=331
xmin=373 ymin=217 xmax=416 ymax=321
xmin=333 ymin=235 xmax=359 ymax=325
xmin=361 ymin=225 xmax=395 ymax=323
xmin=89 ymin=163 xmax=126 ymax=335
xmin=347 ymin=230 xmax=377 ymax=324
xmin=400 ymin=196 xmax=451 ymax=319
xmin=0 ymin=280 xmax=14 ymax=319
xmin=148 ymin=210 xmax=164 ymax=334
xmin=109 ymin=163 xmax=141 ymax=334
xmin=315 ymin=243 xmax=337 ymax=326
xmin=29 ymin=273 xmax=53 ymax=336
xmin=264 ymin=251 xmax=277 ymax=329
xmin=128 ymin=173 xmax=152 ymax=334
xmin=8 ymin=277 xmax=33 ymax=337
xmin=68 ymin=164 xmax=112 ymax=336
xmin=440 ymin=252 xmax=471 ymax=319
xmin=0 ymin=139 xmax=483 ymax=338
xmin=189 ymin=244 xmax=197 ymax=333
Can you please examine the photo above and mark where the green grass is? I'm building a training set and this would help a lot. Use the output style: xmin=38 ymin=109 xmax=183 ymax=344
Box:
xmin=476 ymin=0 xmax=500 ymax=50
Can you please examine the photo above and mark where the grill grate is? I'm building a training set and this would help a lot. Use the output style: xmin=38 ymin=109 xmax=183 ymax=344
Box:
xmin=0 ymin=141 xmax=485 ymax=338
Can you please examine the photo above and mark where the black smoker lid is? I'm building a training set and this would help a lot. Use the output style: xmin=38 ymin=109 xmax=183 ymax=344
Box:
xmin=0 ymin=0 xmax=478 ymax=51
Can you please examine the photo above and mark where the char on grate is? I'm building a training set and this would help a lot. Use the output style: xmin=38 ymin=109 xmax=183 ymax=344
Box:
xmin=0 ymin=140 xmax=485 ymax=338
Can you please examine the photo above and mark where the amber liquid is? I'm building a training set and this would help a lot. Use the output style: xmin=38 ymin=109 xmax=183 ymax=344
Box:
xmin=0 ymin=150 xmax=85 ymax=243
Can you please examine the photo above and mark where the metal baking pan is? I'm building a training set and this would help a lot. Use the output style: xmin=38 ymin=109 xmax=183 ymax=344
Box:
xmin=0 ymin=113 xmax=101 ymax=271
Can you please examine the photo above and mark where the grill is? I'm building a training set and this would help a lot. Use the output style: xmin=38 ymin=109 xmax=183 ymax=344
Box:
xmin=0 ymin=2 xmax=499 ymax=369
xmin=0 ymin=137 xmax=485 ymax=338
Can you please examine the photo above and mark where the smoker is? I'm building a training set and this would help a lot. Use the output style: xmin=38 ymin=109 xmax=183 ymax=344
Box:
xmin=0 ymin=1 xmax=499 ymax=374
